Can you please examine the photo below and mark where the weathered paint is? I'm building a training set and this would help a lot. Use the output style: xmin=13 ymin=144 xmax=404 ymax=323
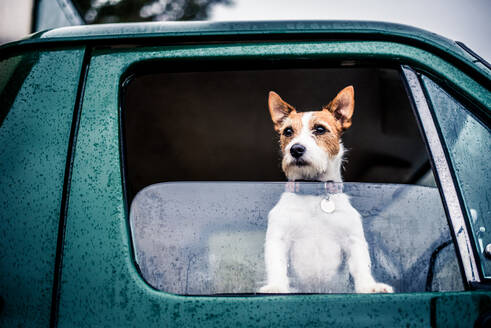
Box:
xmin=0 ymin=48 xmax=84 ymax=326
xmin=56 ymin=41 xmax=490 ymax=326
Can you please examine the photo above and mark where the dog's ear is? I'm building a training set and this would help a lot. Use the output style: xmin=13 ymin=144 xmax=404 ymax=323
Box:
xmin=324 ymin=86 xmax=355 ymax=131
xmin=268 ymin=91 xmax=296 ymax=132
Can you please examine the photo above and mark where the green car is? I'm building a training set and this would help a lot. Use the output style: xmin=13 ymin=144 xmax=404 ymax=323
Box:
xmin=1 ymin=21 xmax=490 ymax=327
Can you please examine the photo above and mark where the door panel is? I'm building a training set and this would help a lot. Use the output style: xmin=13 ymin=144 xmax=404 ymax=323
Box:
xmin=58 ymin=42 xmax=489 ymax=326
xmin=0 ymin=48 xmax=85 ymax=327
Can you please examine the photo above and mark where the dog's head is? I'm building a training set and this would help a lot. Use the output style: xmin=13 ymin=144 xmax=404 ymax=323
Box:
xmin=268 ymin=86 xmax=355 ymax=181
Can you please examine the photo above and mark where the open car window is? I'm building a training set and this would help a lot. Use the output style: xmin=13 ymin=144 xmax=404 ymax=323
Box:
xmin=130 ymin=182 xmax=463 ymax=294
xmin=122 ymin=66 xmax=434 ymax=201
xmin=122 ymin=65 xmax=464 ymax=295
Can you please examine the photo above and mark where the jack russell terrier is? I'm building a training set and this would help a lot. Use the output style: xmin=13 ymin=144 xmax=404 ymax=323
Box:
xmin=260 ymin=86 xmax=394 ymax=294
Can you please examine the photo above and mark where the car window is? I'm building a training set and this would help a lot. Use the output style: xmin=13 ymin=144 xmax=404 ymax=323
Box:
xmin=123 ymin=67 xmax=435 ymax=200
xmin=122 ymin=65 xmax=463 ymax=295
xmin=421 ymin=76 xmax=491 ymax=278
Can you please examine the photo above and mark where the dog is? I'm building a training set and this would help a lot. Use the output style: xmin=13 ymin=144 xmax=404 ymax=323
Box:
xmin=259 ymin=86 xmax=394 ymax=294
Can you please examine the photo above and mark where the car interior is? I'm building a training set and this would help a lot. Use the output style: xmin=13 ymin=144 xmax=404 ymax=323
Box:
xmin=122 ymin=63 xmax=434 ymax=203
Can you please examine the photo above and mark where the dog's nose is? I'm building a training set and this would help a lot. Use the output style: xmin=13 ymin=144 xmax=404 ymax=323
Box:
xmin=290 ymin=144 xmax=306 ymax=159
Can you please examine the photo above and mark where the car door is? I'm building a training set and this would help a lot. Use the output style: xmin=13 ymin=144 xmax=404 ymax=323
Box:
xmin=55 ymin=37 xmax=490 ymax=327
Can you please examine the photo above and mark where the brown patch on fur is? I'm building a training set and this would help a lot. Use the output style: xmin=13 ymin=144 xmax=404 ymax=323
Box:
xmin=310 ymin=111 xmax=341 ymax=156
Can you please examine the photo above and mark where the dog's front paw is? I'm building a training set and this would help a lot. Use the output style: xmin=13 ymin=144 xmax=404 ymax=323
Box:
xmin=259 ymin=284 xmax=291 ymax=294
xmin=356 ymin=282 xmax=394 ymax=294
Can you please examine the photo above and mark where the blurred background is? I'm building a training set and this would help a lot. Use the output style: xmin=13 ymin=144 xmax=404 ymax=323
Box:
xmin=1 ymin=0 xmax=490 ymax=62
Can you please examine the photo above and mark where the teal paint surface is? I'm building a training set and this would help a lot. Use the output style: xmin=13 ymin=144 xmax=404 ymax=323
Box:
xmin=2 ymin=21 xmax=489 ymax=86
xmin=0 ymin=48 xmax=84 ymax=326
xmin=58 ymin=41 xmax=490 ymax=326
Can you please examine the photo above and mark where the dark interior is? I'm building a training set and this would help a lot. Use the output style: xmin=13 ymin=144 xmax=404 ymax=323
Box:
xmin=122 ymin=64 xmax=430 ymax=202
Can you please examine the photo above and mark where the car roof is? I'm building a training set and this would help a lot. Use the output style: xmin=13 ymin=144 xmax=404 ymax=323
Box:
xmin=1 ymin=20 xmax=490 ymax=82
xmin=0 ymin=20 xmax=472 ymax=50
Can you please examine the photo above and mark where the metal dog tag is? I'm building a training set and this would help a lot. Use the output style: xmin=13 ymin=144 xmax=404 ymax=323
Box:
xmin=320 ymin=196 xmax=335 ymax=213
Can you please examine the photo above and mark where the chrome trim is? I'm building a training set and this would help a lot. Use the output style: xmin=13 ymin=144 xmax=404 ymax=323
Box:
xmin=401 ymin=65 xmax=481 ymax=284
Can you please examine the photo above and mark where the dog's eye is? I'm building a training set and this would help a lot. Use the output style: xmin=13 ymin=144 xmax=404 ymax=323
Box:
xmin=282 ymin=127 xmax=294 ymax=137
xmin=313 ymin=125 xmax=328 ymax=135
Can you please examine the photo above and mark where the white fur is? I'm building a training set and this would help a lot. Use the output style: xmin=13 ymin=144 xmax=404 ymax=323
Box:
xmin=260 ymin=113 xmax=393 ymax=294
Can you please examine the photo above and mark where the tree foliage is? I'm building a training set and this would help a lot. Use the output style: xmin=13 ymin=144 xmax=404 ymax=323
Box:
xmin=73 ymin=0 xmax=233 ymax=24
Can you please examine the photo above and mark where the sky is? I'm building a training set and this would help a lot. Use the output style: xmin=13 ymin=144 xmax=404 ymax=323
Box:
xmin=0 ymin=0 xmax=31 ymax=44
xmin=211 ymin=0 xmax=491 ymax=63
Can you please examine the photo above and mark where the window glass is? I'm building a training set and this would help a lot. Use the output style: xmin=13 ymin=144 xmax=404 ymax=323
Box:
xmin=130 ymin=182 xmax=462 ymax=294
xmin=421 ymin=76 xmax=491 ymax=278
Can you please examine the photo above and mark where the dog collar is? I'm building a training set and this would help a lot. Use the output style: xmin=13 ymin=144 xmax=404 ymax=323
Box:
xmin=285 ymin=180 xmax=343 ymax=195
xmin=285 ymin=181 xmax=343 ymax=214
